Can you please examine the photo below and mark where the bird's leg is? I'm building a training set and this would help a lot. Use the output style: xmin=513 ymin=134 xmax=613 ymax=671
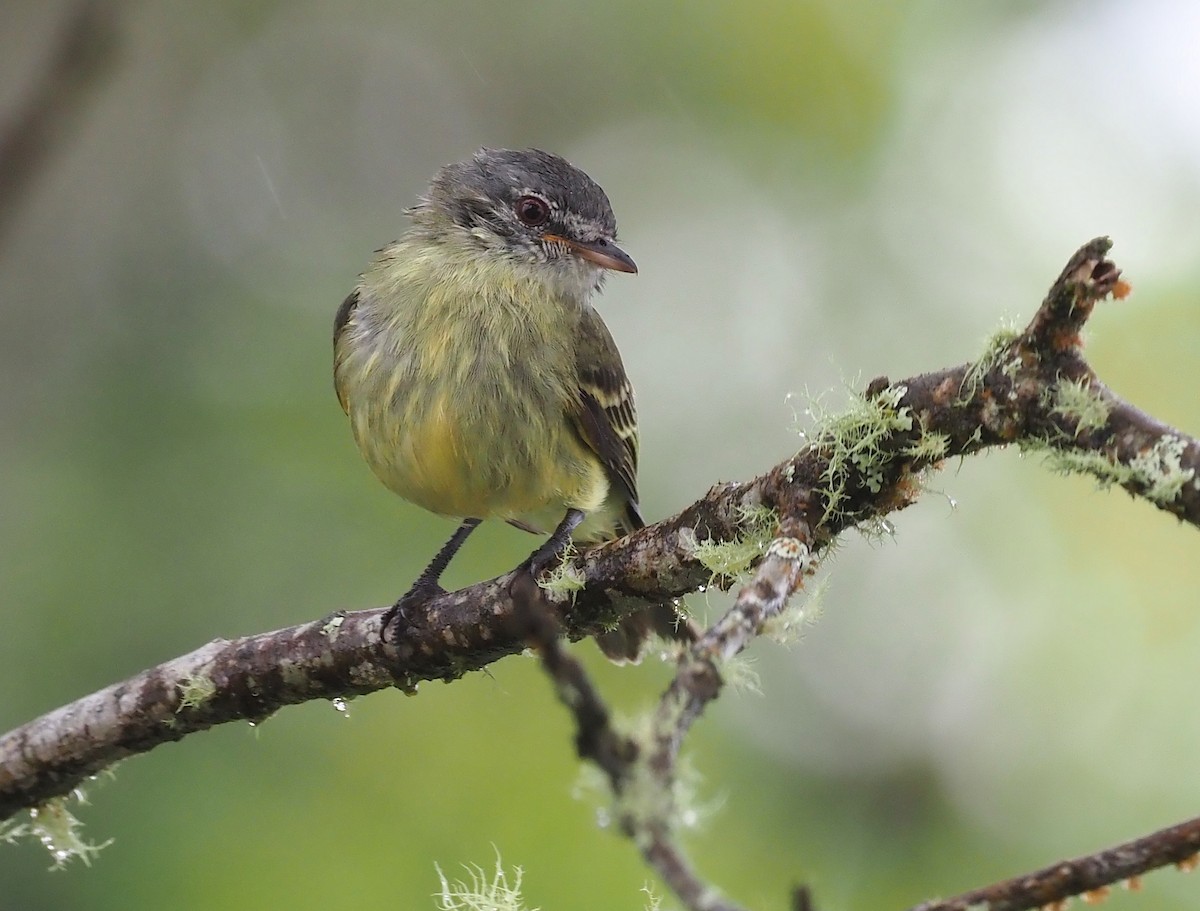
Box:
xmin=523 ymin=508 xmax=585 ymax=579
xmin=410 ymin=516 xmax=483 ymax=593
xmin=383 ymin=518 xmax=481 ymax=636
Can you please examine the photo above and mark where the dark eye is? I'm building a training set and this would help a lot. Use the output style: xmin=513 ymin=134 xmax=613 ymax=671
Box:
xmin=514 ymin=195 xmax=550 ymax=227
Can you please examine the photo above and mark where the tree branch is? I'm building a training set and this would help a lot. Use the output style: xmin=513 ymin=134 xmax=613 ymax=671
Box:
xmin=3 ymin=238 xmax=1198 ymax=909
xmin=514 ymin=237 xmax=1199 ymax=911
xmin=516 ymin=534 xmax=815 ymax=911
xmin=907 ymin=815 xmax=1200 ymax=911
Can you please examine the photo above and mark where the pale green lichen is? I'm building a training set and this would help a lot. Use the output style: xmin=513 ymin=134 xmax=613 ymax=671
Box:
xmin=1028 ymin=433 xmax=1194 ymax=504
xmin=999 ymin=351 xmax=1025 ymax=380
xmin=719 ymin=653 xmax=762 ymax=697
xmin=434 ymin=852 xmax=533 ymax=911
xmin=570 ymin=763 xmax=613 ymax=821
xmin=1 ymin=796 xmax=112 ymax=869
xmin=813 ymin=383 xmax=914 ymax=518
xmin=176 ymin=672 xmax=216 ymax=712
xmin=609 ymin=710 xmax=710 ymax=840
xmin=692 ymin=504 xmax=778 ymax=579
xmin=793 ymin=382 xmax=929 ymax=517
xmin=537 ymin=546 xmax=586 ymax=598
xmin=320 ymin=613 xmax=346 ymax=638
xmin=856 ymin=514 xmax=898 ymax=546
xmin=960 ymin=319 xmax=1022 ymax=403
xmin=641 ymin=884 xmax=664 ymax=911
xmin=903 ymin=428 xmax=951 ymax=462
xmin=1050 ymin=377 xmax=1111 ymax=437
xmin=761 ymin=573 xmax=830 ymax=647
xmin=0 ymin=816 xmax=23 ymax=845
xmin=582 ymin=711 xmax=713 ymax=840
xmin=1027 ymin=440 xmax=1129 ymax=490
xmin=1130 ymin=435 xmax=1195 ymax=503
xmin=540 ymin=559 xmax=585 ymax=602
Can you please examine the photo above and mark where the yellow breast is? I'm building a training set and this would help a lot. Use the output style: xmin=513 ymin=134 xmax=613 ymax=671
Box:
xmin=335 ymin=239 xmax=613 ymax=531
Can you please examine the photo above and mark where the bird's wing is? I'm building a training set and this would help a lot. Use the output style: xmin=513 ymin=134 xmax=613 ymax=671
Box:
xmin=570 ymin=307 xmax=643 ymax=532
xmin=332 ymin=289 xmax=360 ymax=414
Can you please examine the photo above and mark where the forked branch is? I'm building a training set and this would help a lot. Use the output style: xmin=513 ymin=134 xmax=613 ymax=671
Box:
xmin=3 ymin=239 xmax=1198 ymax=911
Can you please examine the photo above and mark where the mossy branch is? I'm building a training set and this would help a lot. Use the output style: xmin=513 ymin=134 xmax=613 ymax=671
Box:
xmin=2 ymin=239 xmax=1198 ymax=910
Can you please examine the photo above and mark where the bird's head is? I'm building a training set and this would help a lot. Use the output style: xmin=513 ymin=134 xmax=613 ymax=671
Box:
xmin=414 ymin=148 xmax=637 ymax=295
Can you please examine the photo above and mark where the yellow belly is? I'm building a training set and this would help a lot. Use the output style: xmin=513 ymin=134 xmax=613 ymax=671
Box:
xmin=334 ymin=238 xmax=625 ymax=542
xmin=348 ymin=385 xmax=613 ymax=536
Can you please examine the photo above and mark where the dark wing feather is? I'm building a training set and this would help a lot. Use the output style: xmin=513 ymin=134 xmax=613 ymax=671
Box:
xmin=572 ymin=309 xmax=698 ymax=663
xmin=571 ymin=307 xmax=641 ymax=532
xmin=333 ymin=289 xmax=359 ymax=345
xmin=332 ymin=289 xmax=360 ymax=414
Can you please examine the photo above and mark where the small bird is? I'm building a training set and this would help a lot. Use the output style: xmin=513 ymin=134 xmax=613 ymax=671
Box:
xmin=333 ymin=148 xmax=682 ymax=660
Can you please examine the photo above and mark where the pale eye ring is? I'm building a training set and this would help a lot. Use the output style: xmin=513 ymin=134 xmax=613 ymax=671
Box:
xmin=514 ymin=195 xmax=550 ymax=227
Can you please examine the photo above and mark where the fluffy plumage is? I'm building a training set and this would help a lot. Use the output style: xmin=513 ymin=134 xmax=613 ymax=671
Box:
xmin=334 ymin=148 xmax=671 ymax=660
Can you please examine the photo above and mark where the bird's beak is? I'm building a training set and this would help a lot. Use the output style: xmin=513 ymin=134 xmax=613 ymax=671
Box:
xmin=544 ymin=234 xmax=638 ymax=274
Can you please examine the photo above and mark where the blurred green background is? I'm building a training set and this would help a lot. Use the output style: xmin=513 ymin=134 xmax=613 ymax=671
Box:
xmin=4 ymin=1 xmax=1200 ymax=909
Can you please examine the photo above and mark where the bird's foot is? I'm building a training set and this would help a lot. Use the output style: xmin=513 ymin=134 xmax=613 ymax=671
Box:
xmin=381 ymin=577 xmax=446 ymax=643
xmin=521 ymin=537 xmax=569 ymax=582
xmin=519 ymin=507 xmax=584 ymax=582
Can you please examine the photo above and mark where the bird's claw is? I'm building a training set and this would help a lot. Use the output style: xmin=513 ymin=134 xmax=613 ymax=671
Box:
xmin=523 ymin=541 xmax=566 ymax=581
xmin=381 ymin=578 xmax=446 ymax=642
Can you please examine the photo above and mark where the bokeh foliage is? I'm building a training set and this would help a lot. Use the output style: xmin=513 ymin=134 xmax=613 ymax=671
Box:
xmin=4 ymin=1 xmax=1200 ymax=908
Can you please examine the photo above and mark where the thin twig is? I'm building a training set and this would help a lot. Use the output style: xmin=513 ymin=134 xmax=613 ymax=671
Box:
xmin=514 ymin=578 xmax=752 ymax=911
xmin=907 ymin=815 xmax=1200 ymax=911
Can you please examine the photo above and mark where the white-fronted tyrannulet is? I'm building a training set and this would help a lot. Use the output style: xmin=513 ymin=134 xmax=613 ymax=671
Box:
xmin=333 ymin=148 xmax=684 ymax=660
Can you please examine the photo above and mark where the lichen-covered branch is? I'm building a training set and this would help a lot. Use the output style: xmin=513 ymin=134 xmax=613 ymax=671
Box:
xmin=518 ymin=237 xmax=1199 ymax=911
xmin=0 ymin=611 xmax=397 ymax=819
xmin=3 ymin=238 xmax=1198 ymax=910
xmin=907 ymin=815 xmax=1200 ymax=911
xmin=518 ymin=536 xmax=816 ymax=911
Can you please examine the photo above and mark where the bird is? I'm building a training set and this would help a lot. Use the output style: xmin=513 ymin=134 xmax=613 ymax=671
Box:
xmin=332 ymin=147 xmax=685 ymax=661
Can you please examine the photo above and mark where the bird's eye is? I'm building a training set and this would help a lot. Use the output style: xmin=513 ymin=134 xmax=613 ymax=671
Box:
xmin=514 ymin=195 xmax=550 ymax=227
